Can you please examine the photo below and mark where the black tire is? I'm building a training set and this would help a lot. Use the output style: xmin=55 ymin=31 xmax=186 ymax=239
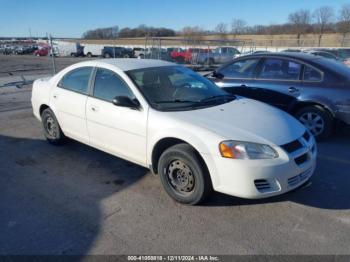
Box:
xmin=41 ymin=108 xmax=66 ymax=145
xmin=295 ymin=105 xmax=333 ymax=140
xmin=87 ymin=52 xmax=92 ymax=58
xmin=158 ymin=143 xmax=212 ymax=205
xmin=104 ymin=53 xmax=111 ymax=58
xmin=123 ymin=54 xmax=130 ymax=58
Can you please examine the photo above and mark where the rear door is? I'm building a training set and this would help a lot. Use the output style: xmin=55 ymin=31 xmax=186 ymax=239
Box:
xmin=51 ymin=67 xmax=93 ymax=144
xmin=210 ymin=58 xmax=260 ymax=98
xmin=251 ymin=57 xmax=303 ymax=111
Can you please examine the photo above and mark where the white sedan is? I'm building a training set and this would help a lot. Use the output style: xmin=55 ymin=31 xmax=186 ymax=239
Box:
xmin=31 ymin=59 xmax=317 ymax=205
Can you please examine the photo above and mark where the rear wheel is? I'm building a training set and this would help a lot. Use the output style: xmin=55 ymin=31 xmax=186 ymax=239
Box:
xmin=295 ymin=105 xmax=333 ymax=140
xmin=87 ymin=52 xmax=92 ymax=58
xmin=41 ymin=108 xmax=66 ymax=145
xmin=158 ymin=143 xmax=212 ymax=205
xmin=104 ymin=53 xmax=111 ymax=58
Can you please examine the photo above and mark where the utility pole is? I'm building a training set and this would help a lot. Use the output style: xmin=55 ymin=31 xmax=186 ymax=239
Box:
xmin=49 ymin=34 xmax=57 ymax=75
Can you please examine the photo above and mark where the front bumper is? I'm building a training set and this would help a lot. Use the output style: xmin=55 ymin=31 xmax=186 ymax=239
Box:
xmin=203 ymin=134 xmax=317 ymax=199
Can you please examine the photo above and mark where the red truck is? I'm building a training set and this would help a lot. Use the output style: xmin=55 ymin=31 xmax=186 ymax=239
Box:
xmin=171 ymin=48 xmax=210 ymax=63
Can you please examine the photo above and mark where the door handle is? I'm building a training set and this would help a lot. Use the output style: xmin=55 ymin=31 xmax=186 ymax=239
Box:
xmin=288 ymin=87 xmax=299 ymax=93
xmin=53 ymin=94 xmax=58 ymax=99
xmin=90 ymin=105 xmax=99 ymax=112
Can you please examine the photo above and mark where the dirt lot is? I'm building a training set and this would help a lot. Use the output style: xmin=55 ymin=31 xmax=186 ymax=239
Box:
xmin=0 ymin=55 xmax=350 ymax=255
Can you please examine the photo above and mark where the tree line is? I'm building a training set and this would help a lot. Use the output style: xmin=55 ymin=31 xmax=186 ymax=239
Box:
xmin=82 ymin=25 xmax=176 ymax=39
xmin=82 ymin=4 xmax=350 ymax=46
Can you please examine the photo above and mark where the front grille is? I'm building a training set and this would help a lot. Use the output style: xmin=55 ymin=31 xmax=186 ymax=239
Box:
xmin=254 ymin=179 xmax=271 ymax=193
xmin=288 ymin=169 xmax=311 ymax=187
xmin=281 ymin=139 xmax=303 ymax=153
xmin=295 ymin=153 xmax=308 ymax=165
xmin=302 ymin=131 xmax=310 ymax=142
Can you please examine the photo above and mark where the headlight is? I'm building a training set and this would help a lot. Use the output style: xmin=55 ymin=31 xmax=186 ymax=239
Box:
xmin=219 ymin=141 xmax=278 ymax=159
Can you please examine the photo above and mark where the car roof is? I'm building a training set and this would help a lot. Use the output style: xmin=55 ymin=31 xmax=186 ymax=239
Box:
xmin=75 ymin=58 xmax=176 ymax=71
xmin=238 ymin=52 xmax=324 ymax=62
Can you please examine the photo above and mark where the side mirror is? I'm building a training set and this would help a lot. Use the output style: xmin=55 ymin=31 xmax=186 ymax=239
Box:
xmin=112 ymin=96 xmax=140 ymax=109
xmin=212 ymin=71 xmax=224 ymax=79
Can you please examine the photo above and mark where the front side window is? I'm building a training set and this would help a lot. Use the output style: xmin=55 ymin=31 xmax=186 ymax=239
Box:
xmin=127 ymin=66 xmax=234 ymax=111
xmin=218 ymin=59 xmax=259 ymax=79
xmin=93 ymin=68 xmax=134 ymax=102
xmin=303 ymin=66 xmax=322 ymax=81
xmin=59 ymin=67 xmax=92 ymax=94
xmin=258 ymin=58 xmax=301 ymax=80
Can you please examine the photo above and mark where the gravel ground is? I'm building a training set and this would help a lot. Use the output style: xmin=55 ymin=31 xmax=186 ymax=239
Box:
xmin=0 ymin=55 xmax=350 ymax=256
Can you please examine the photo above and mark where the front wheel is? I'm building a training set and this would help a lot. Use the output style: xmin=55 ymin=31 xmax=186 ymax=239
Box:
xmin=41 ymin=108 xmax=66 ymax=145
xmin=158 ymin=143 xmax=212 ymax=205
xmin=295 ymin=105 xmax=333 ymax=140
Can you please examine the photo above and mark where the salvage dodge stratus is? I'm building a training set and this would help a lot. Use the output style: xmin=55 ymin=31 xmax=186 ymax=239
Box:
xmin=31 ymin=59 xmax=317 ymax=205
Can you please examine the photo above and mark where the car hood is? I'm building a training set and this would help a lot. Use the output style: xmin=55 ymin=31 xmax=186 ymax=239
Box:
xmin=168 ymin=97 xmax=305 ymax=146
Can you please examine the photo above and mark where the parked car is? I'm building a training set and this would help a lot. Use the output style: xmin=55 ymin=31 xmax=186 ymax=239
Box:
xmin=196 ymin=47 xmax=241 ymax=65
xmin=102 ymin=46 xmax=134 ymax=58
xmin=170 ymin=48 xmax=209 ymax=63
xmin=14 ymin=45 xmax=35 ymax=55
xmin=34 ymin=48 xmax=49 ymax=56
xmin=304 ymin=50 xmax=339 ymax=61
xmin=207 ymin=52 xmax=350 ymax=139
xmin=133 ymin=47 xmax=145 ymax=58
xmin=84 ymin=44 xmax=103 ymax=57
xmin=306 ymin=48 xmax=350 ymax=66
xmin=31 ymin=59 xmax=316 ymax=205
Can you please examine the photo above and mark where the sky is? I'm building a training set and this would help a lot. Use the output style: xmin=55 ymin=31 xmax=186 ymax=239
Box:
xmin=0 ymin=0 xmax=349 ymax=38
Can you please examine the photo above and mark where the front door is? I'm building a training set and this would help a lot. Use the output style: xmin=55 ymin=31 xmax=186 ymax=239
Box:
xmin=86 ymin=68 xmax=147 ymax=166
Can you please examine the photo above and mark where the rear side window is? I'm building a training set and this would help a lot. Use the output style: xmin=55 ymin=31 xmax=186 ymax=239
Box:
xmin=218 ymin=59 xmax=259 ymax=79
xmin=258 ymin=59 xmax=301 ymax=80
xmin=59 ymin=67 xmax=92 ymax=94
xmin=93 ymin=68 xmax=134 ymax=102
xmin=303 ymin=66 xmax=322 ymax=81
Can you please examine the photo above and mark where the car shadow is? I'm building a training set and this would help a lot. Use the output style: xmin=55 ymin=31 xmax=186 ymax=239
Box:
xmin=205 ymin=126 xmax=350 ymax=209
xmin=0 ymin=134 xmax=147 ymax=255
xmin=0 ymin=126 xmax=349 ymax=255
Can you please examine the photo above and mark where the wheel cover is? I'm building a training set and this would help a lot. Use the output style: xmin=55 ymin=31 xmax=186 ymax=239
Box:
xmin=166 ymin=160 xmax=195 ymax=195
xmin=299 ymin=112 xmax=325 ymax=136
xmin=45 ymin=115 xmax=58 ymax=138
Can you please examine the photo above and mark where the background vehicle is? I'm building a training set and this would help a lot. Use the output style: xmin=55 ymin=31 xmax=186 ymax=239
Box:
xmin=304 ymin=50 xmax=339 ymax=61
xmin=83 ymin=44 xmax=103 ymax=57
xmin=102 ymin=46 xmax=134 ymax=58
xmin=31 ymin=59 xmax=315 ymax=205
xmin=133 ymin=47 xmax=145 ymax=58
xmin=14 ymin=45 xmax=35 ymax=55
xmin=207 ymin=52 xmax=350 ymax=139
xmin=170 ymin=48 xmax=209 ymax=63
xmin=196 ymin=47 xmax=240 ymax=65
xmin=34 ymin=48 xmax=49 ymax=56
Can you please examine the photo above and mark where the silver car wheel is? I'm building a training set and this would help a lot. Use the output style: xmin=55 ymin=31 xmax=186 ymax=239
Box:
xmin=299 ymin=112 xmax=325 ymax=137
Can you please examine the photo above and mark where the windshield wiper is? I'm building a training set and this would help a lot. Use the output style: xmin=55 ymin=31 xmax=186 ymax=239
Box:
xmin=199 ymin=94 xmax=235 ymax=103
xmin=154 ymin=99 xmax=200 ymax=104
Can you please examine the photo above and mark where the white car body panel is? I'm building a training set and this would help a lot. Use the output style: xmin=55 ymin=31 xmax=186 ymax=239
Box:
xmin=31 ymin=59 xmax=317 ymax=199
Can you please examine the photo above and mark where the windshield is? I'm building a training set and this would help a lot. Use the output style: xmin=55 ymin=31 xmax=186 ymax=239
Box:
xmin=127 ymin=66 xmax=234 ymax=111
